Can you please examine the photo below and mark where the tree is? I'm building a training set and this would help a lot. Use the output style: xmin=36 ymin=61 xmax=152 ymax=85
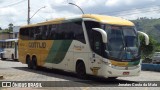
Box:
xmin=8 ymin=23 xmax=13 ymax=32
xmin=0 ymin=27 xmax=2 ymax=30
xmin=140 ymin=35 xmax=156 ymax=63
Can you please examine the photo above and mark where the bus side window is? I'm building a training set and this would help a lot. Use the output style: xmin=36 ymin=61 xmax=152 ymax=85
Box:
xmin=72 ymin=21 xmax=86 ymax=43
xmin=12 ymin=41 xmax=15 ymax=48
xmin=46 ymin=25 xmax=51 ymax=40
xmin=84 ymin=21 xmax=101 ymax=50
xmin=67 ymin=23 xmax=74 ymax=40
xmin=93 ymin=30 xmax=102 ymax=55
xmin=34 ymin=26 xmax=42 ymax=40
xmin=20 ymin=28 xmax=29 ymax=40
xmin=29 ymin=27 xmax=35 ymax=40
xmin=42 ymin=25 xmax=47 ymax=40
xmin=49 ymin=24 xmax=57 ymax=40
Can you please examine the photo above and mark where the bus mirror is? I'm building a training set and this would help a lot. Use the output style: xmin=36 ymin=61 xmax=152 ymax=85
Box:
xmin=138 ymin=31 xmax=149 ymax=45
xmin=92 ymin=28 xmax=107 ymax=43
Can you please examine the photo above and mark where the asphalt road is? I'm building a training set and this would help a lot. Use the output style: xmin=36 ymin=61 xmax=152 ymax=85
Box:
xmin=0 ymin=59 xmax=160 ymax=90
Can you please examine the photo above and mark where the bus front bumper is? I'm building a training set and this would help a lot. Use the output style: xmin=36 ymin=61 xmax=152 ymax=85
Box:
xmin=101 ymin=64 xmax=141 ymax=78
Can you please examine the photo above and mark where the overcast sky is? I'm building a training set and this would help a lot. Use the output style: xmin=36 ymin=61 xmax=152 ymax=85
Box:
xmin=0 ymin=0 xmax=160 ymax=29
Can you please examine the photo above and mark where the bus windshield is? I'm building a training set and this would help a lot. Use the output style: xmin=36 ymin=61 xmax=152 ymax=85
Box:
xmin=105 ymin=25 xmax=140 ymax=61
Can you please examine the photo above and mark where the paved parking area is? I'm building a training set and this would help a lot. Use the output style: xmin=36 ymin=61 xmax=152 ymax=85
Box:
xmin=0 ymin=59 xmax=160 ymax=90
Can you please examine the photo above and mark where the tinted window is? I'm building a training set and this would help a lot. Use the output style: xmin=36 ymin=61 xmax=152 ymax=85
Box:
xmin=85 ymin=21 xmax=101 ymax=50
xmin=29 ymin=27 xmax=34 ymax=40
xmin=19 ymin=20 xmax=85 ymax=43
xmin=72 ymin=21 xmax=85 ymax=43
xmin=20 ymin=28 xmax=29 ymax=40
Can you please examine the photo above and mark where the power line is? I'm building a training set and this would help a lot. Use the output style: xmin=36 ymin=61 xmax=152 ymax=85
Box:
xmin=0 ymin=0 xmax=27 ymax=8
xmin=99 ymin=4 xmax=160 ymax=15
xmin=114 ymin=8 xmax=160 ymax=17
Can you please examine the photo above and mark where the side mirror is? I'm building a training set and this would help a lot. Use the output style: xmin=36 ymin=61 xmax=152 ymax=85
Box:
xmin=92 ymin=28 xmax=107 ymax=43
xmin=138 ymin=31 xmax=149 ymax=45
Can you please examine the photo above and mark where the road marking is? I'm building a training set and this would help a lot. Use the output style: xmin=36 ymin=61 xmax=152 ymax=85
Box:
xmin=83 ymin=87 xmax=90 ymax=90
xmin=145 ymin=87 xmax=148 ymax=90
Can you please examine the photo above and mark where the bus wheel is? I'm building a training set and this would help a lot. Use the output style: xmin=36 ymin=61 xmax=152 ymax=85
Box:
xmin=107 ymin=77 xmax=118 ymax=80
xmin=1 ymin=53 xmax=6 ymax=60
xmin=12 ymin=54 xmax=14 ymax=60
xmin=76 ymin=62 xmax=87 ymax=79
xmin=26 ymin=56 xmax=32 ymax=69
xmin=32 ymin=56 xmax=38 ymax=70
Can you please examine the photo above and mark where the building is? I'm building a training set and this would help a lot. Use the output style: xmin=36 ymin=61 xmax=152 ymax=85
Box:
xmin=0 ymin=32 xmax=13 ymax=40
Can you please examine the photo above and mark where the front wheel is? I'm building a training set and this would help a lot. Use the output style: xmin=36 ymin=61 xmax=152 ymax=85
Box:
xmin=1 ymin=53 xmax=6 ymax=60
xmin=107 ymin=77 xmax=118 ymax=80
xmin=76 ymin=62 xmax=87 ymax=79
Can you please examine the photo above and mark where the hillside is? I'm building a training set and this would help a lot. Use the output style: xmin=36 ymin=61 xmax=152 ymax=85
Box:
xmin=132 ymin=18 xmax=160 ymax=42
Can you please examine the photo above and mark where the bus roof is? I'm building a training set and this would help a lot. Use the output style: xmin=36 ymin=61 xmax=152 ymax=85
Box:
xmin=82 ymin=14 xmax=134 ymax=26
xmin=21 ymin=14 xmax=134 ymax=28
xmin=0 ymin=39 xmax=18 ymax=42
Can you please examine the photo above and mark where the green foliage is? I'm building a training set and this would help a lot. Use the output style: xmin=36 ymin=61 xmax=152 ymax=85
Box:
xmin=132 ymin=18 xmax=160 ymax=57
xmin=155 ymin=43 xmax=160 ymax=52
xmin=140 ymin=35 xmax=156 ymax=59
xmin=8 ymin=23 xmax=13 ymax=32
xmin=0 ymin=23 xmax=14 ymax=33
xmin=154 ymin=24 xmax=160 ymax=31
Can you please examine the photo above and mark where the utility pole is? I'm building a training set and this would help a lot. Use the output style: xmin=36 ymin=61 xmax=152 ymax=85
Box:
xmin=27 ymin=0 xmax=30 ymax=24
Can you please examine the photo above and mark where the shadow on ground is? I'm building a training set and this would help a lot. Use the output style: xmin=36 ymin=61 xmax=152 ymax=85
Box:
xmin=0 ymin=59 xmax=19 ymax=62
xmin=12 ymin=67 xmax=138 ymax=87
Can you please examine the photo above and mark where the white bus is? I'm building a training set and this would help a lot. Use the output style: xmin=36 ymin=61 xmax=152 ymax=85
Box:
xmin=0 ymin=39 xmax=18 ymax=60
xmin=18 ymin=14 xmax=149 ymax=79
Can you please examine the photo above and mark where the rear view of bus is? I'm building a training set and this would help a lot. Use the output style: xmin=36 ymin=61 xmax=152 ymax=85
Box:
xmin=0 ymin=39 xmax=18 ymax=60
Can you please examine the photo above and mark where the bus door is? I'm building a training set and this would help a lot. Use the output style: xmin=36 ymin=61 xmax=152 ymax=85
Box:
xmin=90 ymin=30 xmax=103 ymax=75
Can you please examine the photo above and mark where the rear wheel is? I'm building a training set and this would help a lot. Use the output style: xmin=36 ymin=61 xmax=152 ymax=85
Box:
xmin=76 ymin=62 xmax=87 ymax=79
xmin=12 ymin=54 xmax=14 ymax=60
xmin=32 ymin=56 xmax=38 ymax=70
xmin=26 ymin=56 xmax=32 ymax=69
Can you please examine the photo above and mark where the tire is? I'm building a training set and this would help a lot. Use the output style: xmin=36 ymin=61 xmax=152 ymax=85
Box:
xmin=1 ymin=53 xmax=6 ymax=60
xmin=32 ymin=57 xmax=38 ymax=70
xmin=76 ymin=62 xmax=87 ymax=79
xmin=108 ymin=77 xmax=118 ymax=80
xmin=12 ymin=54 xmax=14 ymax=60
xmin=26 ymin=56 xmax=32 ymax=69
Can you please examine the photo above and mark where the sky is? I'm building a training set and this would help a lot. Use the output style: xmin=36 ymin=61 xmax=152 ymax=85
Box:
xmin=0 ymin=0 xmax=160 ymax=29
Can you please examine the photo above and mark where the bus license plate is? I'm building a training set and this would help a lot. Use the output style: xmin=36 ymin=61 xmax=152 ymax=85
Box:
xmin=123 ymin=72 xmax=129 ymax=75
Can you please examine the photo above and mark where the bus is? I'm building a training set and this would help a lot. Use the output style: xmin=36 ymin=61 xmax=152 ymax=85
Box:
xmin=0 ymin=39 xmax=18 ymax=60
xmin=18 ymin=14 xmax=149 ymax=79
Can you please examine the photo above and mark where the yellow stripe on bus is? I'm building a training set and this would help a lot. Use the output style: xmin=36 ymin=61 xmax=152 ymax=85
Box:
xmin=110 ymin=60 xmax=128 ymax=67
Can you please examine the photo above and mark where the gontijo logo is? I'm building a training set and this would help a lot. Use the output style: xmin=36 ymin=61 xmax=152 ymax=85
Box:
xmin=28 ymin=42 xmax=46 ymax=48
